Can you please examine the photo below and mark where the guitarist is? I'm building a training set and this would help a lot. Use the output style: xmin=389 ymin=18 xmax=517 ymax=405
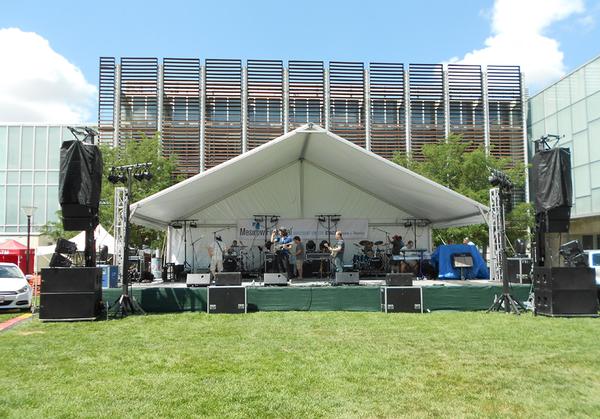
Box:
xmin=325 ymin=231 xmax=345 ymax=273
xmin=270 ymin=228 xmax=293 ymax=277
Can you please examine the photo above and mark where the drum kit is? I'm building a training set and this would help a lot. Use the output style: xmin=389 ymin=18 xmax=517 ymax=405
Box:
xmin=352 ymin=240 xmax=389 ymax=273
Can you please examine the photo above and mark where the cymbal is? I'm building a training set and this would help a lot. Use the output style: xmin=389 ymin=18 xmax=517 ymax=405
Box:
xmin=353 ymin=243 xmax=361 ymax=247
xmin=374 ymin=241 xmax=384 ymax=245
xmin=359 ymin=240 xmax=373 ymax=246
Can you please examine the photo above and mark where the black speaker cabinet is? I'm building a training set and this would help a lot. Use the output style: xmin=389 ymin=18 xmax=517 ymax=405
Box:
xmin=506 ymin=258 xmax=532 ymax=284
xmin=533 ymin=267 xmax=598 ymax=317
xmin=381 ymin=287 xmax=423 ymax=313
xmin=39 ymin=267 xmax=102 ymax=321
xmin=386 ymin=273 xmax=414 ymax=286
xmin=215 ymin=272 xmax=242 ymax=286
xmin=207 ymin=286 xmax=246 ymax=314
xmin=41 ymin=267 xmax=102 ymax=293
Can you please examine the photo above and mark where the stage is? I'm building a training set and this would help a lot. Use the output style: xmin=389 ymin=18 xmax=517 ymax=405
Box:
xmin=103 ymin=279 xmax=532 ymax=313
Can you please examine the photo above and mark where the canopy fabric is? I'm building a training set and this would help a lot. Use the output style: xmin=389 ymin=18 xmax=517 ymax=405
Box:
xmin=70 ymin=224 xmax=115 ymax=254
xmin=131 ymin=125 xmax=488 ymax=229
xmin=0 ymin=239 xmax=28 ymax=250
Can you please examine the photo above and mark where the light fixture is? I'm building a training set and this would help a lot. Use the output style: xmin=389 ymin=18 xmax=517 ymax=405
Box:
xmin=171 ymin=222 xmax=183 ymax=229
xmin=254 ymin=216 xmax=263 ymax=224
xmin=133 ymin=170 xmax=144 ymax=181
xmin=331 ymin=216 xmax=341 ymax=223
xmin=417 ymin=219 xmax=430 ymax=227
xmin=189 ymin=221 xmax=198 ymax=228
xmin=317 ymin=216 xmax=326 ymax=223
xmin=270 ymin=216 xmax=279 ymax=224
xmin=404 ymin=220 xmax=413 ymax=228
xmin=142 ymin=169 xmax=153 ymax=181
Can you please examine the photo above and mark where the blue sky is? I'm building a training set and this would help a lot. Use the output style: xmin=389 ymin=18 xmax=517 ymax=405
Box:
xmin=1 ymin=0 xmax=599 ymax=122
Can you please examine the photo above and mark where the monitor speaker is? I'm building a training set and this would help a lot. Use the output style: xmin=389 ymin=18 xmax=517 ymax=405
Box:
xmin=386 ymin=273 xmax=414 ymax=286
xmin=215 ymin=272 xmax=242 ymax=286
xmin=186 ymin=273 xmax=211 ymax=287
xmin=263 ymin=273 xmax=288 ymax=286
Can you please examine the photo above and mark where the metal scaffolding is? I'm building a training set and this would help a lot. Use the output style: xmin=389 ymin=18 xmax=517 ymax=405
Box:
xmin=113 ymin=187 xmax=128 ymax=282
xmin=488 ymin=187 xmax=505 ymax=282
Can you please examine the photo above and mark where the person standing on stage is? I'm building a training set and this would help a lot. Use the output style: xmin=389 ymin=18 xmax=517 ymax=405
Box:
xmin=389 ymin=234 xmax=404 ymax=273
xmin=208 ymin=235 xmax=224 ymax=277
xmin=271 ymin=228 xmax=293 ymax=277
xmin=326 ymin=231 xmax=345 ymax=273
xmin=293 ymin=236 xmax=304 ymax=279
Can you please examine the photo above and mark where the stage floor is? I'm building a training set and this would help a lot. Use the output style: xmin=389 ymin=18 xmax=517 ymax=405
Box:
xmin=103 ymin=278 xmax=532 ymax=313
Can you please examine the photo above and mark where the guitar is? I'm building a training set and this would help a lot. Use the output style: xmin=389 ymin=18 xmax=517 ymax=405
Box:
xmin=323 ymin=243 xmax=340 ymax=257
xmin=273 ymin=242 xmax=293 ymax=252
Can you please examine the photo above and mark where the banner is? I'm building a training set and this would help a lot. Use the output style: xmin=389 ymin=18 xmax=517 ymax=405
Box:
xmin=237 ymin=218 xmax=368 ymax=241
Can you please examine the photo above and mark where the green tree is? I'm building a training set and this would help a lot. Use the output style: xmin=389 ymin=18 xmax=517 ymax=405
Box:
xmin=100 ymin=132 xmax=182 ymax=248
xmin=393 ymin=133 xmax=533 ymax=252
xmin=39 ymin=211 xmax=77 ymax=242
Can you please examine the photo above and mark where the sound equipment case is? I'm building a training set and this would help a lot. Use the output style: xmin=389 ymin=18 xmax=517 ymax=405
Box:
xmin=532 ymin=267 xmax=598 ymax=317
xmin=381 ymin=287 xmax=423 ymax=313
xmin=207 ymin=286 xmax=246 ymax=314
xmin=214 ymin=272 xmax=242 ymax=286
xmin=39 ymin=267 xmax=103 ymax=321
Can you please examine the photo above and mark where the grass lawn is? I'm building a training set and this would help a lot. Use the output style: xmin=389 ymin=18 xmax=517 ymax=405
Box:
xmin=1 ymin=311 xmax=599 ymax=418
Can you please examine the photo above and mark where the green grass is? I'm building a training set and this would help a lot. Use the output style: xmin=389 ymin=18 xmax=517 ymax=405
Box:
xmin=1 ymin=312 xmax=599 ymax=418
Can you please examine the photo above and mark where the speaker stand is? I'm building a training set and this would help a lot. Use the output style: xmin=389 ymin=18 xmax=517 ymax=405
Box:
xmin=109 ymin=293 xmax=145 ymax=318
xmin=487 ymin=292 xmax=527 ymax=314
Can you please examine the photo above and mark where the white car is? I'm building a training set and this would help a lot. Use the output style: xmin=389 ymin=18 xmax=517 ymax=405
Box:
xmin=0 ymin=262 xmax=32 ymax=310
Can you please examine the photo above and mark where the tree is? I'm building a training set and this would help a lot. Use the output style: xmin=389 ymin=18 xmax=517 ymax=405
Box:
xmin=100 ymin=132 xmax=182 ymax=249
xmin=393 ymin=133 xmax=533 ymax=252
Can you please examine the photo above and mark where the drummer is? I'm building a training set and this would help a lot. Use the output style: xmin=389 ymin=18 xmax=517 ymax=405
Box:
xmin=228 ymin=240 xmax=240 ymax=255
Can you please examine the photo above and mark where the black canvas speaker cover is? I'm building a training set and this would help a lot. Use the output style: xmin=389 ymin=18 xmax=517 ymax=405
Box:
xmin=531 ymin=148 xmax=572 ymax=214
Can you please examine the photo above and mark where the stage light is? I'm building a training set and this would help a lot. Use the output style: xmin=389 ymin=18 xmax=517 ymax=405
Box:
xmin=404 ymin=220 xmax=413 ymax=228
xmin=254 ymin=216 xmax=263 ymax=224
xmin=55 ymin=238 xmax=77 ymax=254
xmin=133 ymin=170 xmax=144 ymax=181
xmin=417 ymin=219 xmax=430 ymax=227
xmin=270 ymin=216 xmax=279 ymax=224
xmin=171 ymin=222 xmax=183 ymax=229
xmin=317 ymin=216 xmax=326 ymax=223
xmin=117 ymin=172 xmax=127 ymax=183
xmin=142 ymin=170 xmax=153 ymax=181
xmin=108 ymin=167 xmax=119 ymax=184
xmin=331 ymin=216 xmax=340 ymax=223
xmin=189 ymin=221 xmax=198 ymax=228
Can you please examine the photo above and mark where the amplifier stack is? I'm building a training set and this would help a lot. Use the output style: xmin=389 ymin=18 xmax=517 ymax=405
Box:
xmin=533 ymin=267 xmax=598 ymax=317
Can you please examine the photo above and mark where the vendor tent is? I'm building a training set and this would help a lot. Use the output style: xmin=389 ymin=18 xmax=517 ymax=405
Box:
xmin=0 ymin=239 xmax=34 ymax=274
xmin=70 ymin=224 xmax=115 ymax=255
xmin=130 ymin=125 xmax=488 ymax=266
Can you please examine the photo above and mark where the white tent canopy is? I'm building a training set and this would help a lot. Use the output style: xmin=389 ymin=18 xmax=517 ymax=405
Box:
xmin=131 ymin=125 xmax=488 ymax=230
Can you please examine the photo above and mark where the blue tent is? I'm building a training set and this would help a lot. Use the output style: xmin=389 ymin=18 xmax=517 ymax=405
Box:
xmin=430 ymin=244 xmax=489 ymax=279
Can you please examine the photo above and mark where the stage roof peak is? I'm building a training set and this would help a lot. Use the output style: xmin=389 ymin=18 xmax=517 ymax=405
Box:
xmin=130 ymin=125 xmax=488 ymax=229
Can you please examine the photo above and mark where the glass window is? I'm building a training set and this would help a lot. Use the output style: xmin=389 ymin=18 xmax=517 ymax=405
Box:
xmin=589 ymin=119 xmax=600 ymax=163
xmin=0 ymin=185 xmax=4 ymax=224
xmin=582 ymin=235 xmax=594 ymax=250
xmin=574 ymin=166 xmax=590 ymax=198
xmin=587 ymin=91 xmax=600 ymax=122
xmin=575 ymin=196 xmax=591 ymax=215
xmin=531 ymin=121 xmax=545 ymax=140
xmin=592 ymin=189 xmax=600 ymax=213
xmin=21 ymin=171 xmax=33 ymax=184
xmin=48 ymin=127 xmax=61 ymax=170
xmin=556 ymin=79 xmax=571 ymax=110
xmin=545 ymin=113 xmax=558 ymax=135
xmin=0 ymin=126 xmax=6 ymax=169
xmin=46 ymin=188 xmax=60 ymax=220
xmin=34 ymin=126 xmax=47 ymax=170
xmin=585 ymin=57 xmax=600 ymax=96
xmin=0 ymin=171 xmax=4 ymax=184
xmin=572 ymin=100 xmax=587 ymax=133
xmin=557 ymin=108 xmax=572 ymax=139
xmin=7 ymin=127 xmax=20 ymax=169
xmin=543 ymin=86 xmax=557 ymax=117
xmin=33 ymin=185 xmax=46 ymax=225
xmin=20 ymin=126 xmax=34 ymax=169
xmin=47 ymin=171 xmax=59 ymax=185
xmin=572 ymin=131 xmax=589 ymax=167
xmin=7 ymin=171 xmax=19 ymax=184
xmin=570 ymin=69 xmax=586 ymax=104
xmin=6 ymin=186 xmax=19 ymax=224
xmin=34 ymin=172 xmax=46 ymax=184
xmin=529 ymin=94 xmax=544 ymax=123
xmin=592 ymin=253 xmax=600 ymax=266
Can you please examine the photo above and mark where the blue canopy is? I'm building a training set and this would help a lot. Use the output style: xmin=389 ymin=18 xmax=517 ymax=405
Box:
xmin=430 ymin=244 xmax=489 ymax=279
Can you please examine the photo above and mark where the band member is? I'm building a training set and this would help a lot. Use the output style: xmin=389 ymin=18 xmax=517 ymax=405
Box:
xmin=271 ymin=228 xmax=293 ymax=277
xmin=325 ymin=231 xmax=345 ymax=273
xmin=208 ymin=235 xmax=224 ymax=276
xmin=228 ymin=239 xmax=240 ymax=255
xmin=293 ymin=236 xmax=304 ymax=279
xmin=389 ymin=234 xmax=404 ymax=273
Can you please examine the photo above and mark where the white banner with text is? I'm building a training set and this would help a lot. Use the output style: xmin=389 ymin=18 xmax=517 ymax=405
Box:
xmin=237 ymin=218 xmax=368 ymax=241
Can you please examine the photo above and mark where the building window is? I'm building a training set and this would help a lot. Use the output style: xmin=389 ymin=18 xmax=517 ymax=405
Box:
xmin=582 ymin=235 xmax=594 ymax=250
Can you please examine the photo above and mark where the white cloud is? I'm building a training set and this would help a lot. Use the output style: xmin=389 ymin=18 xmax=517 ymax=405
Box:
xmin=449 ymin=0 xmax=586 ymax=91
xmin=0 ymin=28 xmax=96 ymax=123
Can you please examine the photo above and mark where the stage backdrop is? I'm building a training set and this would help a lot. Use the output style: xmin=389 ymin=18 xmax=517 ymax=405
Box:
xmin=237 ymin=218 xmax=368 ymax=242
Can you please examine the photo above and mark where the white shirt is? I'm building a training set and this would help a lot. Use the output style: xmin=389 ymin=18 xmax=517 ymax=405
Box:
xmin=209 ymin=241 xmax=224 ymax=260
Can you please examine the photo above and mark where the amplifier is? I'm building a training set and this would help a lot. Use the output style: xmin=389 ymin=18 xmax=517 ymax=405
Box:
xmin=506 ymin=258 xmax=532 ymax=284
xmin=215 ymin=272 xmax=242 ymax=286
xmin=533 ymin=267 xmax=598 ymax=317
xmin=306 ymin=252 xmax=330 ymax=261
xmin=186 ymin=273 xmax=211 ymax=287
xmin=381 ymin=287 xmax=423 ymax=313
xmin=386 ymin=273 xmax=414 ymax=286
xmin=207 ymin=286 xmax=246 ymax=314
xmin=263 ymin=273 xmax=288 ymax=286
xmin=333 ymin=271 xmax=359 ymax=285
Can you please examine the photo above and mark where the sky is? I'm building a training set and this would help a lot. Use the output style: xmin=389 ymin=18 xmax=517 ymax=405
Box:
xmin=0 ymin=0 xmax=599 ymax=123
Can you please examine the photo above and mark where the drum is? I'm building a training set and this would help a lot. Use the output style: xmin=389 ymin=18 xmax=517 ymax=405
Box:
xmin=369 ymin=257 xmax=382 ymax=270
xmin=223 ymin=256 xmax=238 ymax=272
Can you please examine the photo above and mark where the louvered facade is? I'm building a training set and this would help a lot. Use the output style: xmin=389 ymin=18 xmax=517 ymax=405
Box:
xmin=99 ymin=57 xmax=526 ymax=176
